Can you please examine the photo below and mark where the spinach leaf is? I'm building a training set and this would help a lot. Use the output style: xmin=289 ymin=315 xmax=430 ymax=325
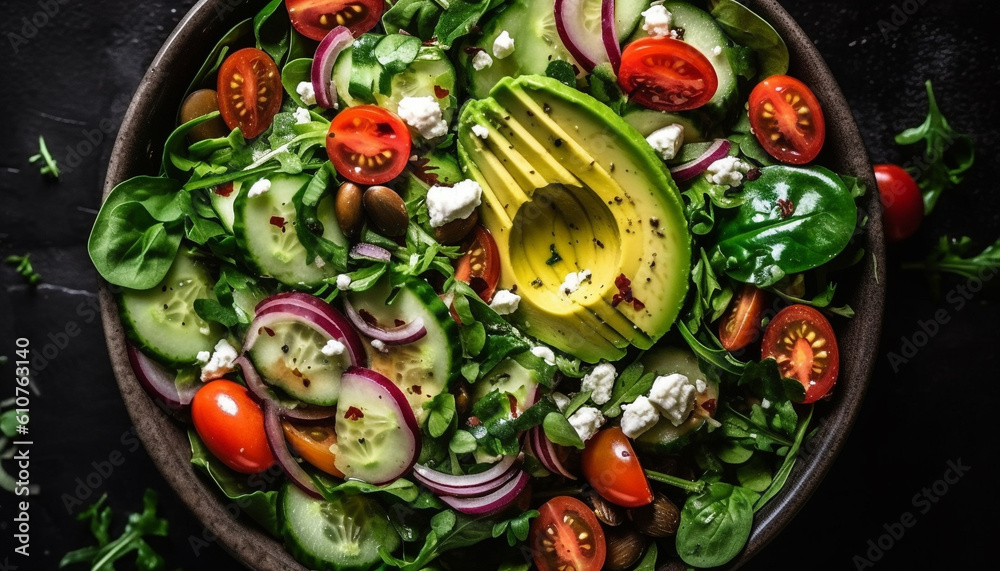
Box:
xmin=382 ymin=0 xmax=443 ymax=40
xmin=895 ymin=80 xmax=974 ymax=213
xmin=193 ymin=298 xmax=240 ymax=328
xmin=546 ymin=59 xmax=578 ymax=89
xmin=281 ymin=58 xmax=314 ymax=108
xmin=254 ymin=0 xmax=290 ymax=66
xmin=188 ymin=430 xmax=279 ymax=536
xmin=710 ymin=165 xmax=857 ymax=287
xmin=708 ymin=0 xmax=789 ymax=79
xmin=383 ymin=0 xmax=505 ymax=47
xmin=59 ymin=489 xmax=169 ymax=571
xmin=676 ymin=482 xmax=759 ymax=568
xmin=185 ymin=19 xmax=253 ymax=95
xmin=736 ymin=454 xmax=773 ymax=492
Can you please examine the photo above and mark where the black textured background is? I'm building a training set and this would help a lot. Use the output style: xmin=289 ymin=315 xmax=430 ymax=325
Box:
xmin=1 ymin=1 xmax=997 ymax=569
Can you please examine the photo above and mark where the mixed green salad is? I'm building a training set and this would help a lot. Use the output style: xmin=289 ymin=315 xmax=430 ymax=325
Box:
xmin=89 ymin=0 xmax=869 ymax=569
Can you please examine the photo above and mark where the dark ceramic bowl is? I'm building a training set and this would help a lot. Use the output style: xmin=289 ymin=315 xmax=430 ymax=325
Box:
xmin=99 ymin=1 xmax=887 ymax=568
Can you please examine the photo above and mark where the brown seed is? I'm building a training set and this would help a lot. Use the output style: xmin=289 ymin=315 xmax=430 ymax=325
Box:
xmin=434 ymin=210 xmax=479 ymax=245
xmin=628 ymin=493 xmax=680 ymax=538
xmin=335 ymin=182 xmax=365 ymax=237
xmin=657 ymin=560 xmax=689 ymax=571
xmin=454 ymin=381 xmax=472 ymax=417
xmin=363 ymin=185 xmax=409 ymax=236
xmin=582 ymin=490 xmax=626 ymax=527
xmin=180 ymin=89 xmax=229 ymax=142
xmin=603 ymin=526 xmax=646 ymax=571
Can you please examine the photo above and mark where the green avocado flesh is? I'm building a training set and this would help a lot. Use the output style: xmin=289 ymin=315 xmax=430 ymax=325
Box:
xmin=457 ymin=75 xmax=691 ymax=363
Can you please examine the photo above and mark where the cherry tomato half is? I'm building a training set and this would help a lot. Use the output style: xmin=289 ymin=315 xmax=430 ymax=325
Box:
xmin=719 ymin=284 xmax=766 ymax=352
xmin=762 ymin=304 xmax=840 ymax=403
xmin=748 ymin=75 xmax=826 ymax=164
xmin=286 ymin=0 xmax=383 ymax=41
xmin=192 ymin=380 xmax=276 ymax=473
xmin=281 ymin=420 xmax=345 ymax=478
xmin=580 ymin=427 xmax=654 ymax=508
xmin=874 ymin=163 xmax=924 ymax=242
xmin=618 ymin=37 xmax=719 ymax=112
xmin=454 ymin=225 xmax=501 ymax=303
xmin=529 ymin=496 xmax=607 ymax=571
xmin=217 ymin=48 xmax=282 ymax=139
xmin=326 ymin=105 xmax=411 ymax=185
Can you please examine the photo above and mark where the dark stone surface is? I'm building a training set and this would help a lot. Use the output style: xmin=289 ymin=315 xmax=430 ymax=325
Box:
xmin=0 ymin=0 xmax=995 ymax=569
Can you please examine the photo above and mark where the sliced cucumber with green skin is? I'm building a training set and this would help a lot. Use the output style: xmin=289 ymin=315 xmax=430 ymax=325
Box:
xmin=473 ymin=356 xmax=542 ymax=416
xmin=334 ymin=44 xmax=457 ymax=125
xmin=622 ymin=105 xmax=709 ymax=142
xmin=233 ymin=174 xmax=347 ymax=288
xmin=119 ymin=249 xmax=223 ymax=367
xmin=635 ymin=346 xmax=720 ymax=455
xmin=459 ymin=0 xmax=581 ymax=100
xmin=345 ymin=276 xmax=460 ymax=426
xmin=614 ymin=0 xmax=650 ymax=40
xmin=278 ymin=481 xmax=401 ymax=571
xmin=208 ymin=179 xmax=242 ymax=233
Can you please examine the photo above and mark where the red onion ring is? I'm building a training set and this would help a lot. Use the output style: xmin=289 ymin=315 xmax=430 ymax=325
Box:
xmin=263 ymin=401 xmax=324 ymax=499
xmin=349 ymin=242 xmax=392 ymax=262
xmin=412 ymin=454 xmax=523 ymax=498
xmin=127 ymin=344 xmax=198 ymax=411
xmin=342 ymin=297 xmax=427 ymax=345
xmin=310 ymin=26 xmax=353 ymax=109
xmin=438 ymin=470 xmax=530 ymax=515
xmin=602 ymin=0 xmax=622 ymax=70
xmin=669 ymin=139 xmax=733 ymax=182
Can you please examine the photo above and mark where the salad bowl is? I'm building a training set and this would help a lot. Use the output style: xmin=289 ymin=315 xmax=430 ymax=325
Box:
xmin=98 ymin=0 xmax=886 ymax=569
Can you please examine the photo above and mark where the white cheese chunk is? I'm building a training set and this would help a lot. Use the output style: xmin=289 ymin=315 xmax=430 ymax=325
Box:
xmin=200 ymin=339 xmax=239 ymax=382
xmin=321 ymin=339 xmax=346 ymax=357
xmin=293 ymin=107 xmax=311 ymax=125
xmin=560 ymin=269 xmax=592 ymax=295
xmin=397 ymin=96 xmax=448 ymax=139
xmin=641 ymin=5 xmax=673 ymax=38
xmin=492 ymin=31 xmax=515 ymax=59
xmin=489 ymin=289 xmax=521 ymax=315
xmin=568 ymin=407 xmax=606 ymax=443
xmin=648 ymin=373 xmax=696 ymax=426
xmin=472 ymin=50 xmax=494 ymax=70
xmin=247 ymin=178 xmax=271 ymax=197
xmin=335 ymin=274 xmax=352 ymax=291
xmin=581 ymin=362 xmax=617 ymax=405
xmin=471 ymin=124 xmax=490 ymax=139
xmin=426 ymin=179 xmax=482 ymax=228
xmin=705 ymin=156 xmax=751 ymax=188
xmin=620 ymin=396 xmax=659 ymax=439
xmin=531 ymin=345 xmax=557 ymax=366
xmin=646 ymin=123 xmax=685 ymax=161
xmin=296 ymin=81 xmax=316 ymax=105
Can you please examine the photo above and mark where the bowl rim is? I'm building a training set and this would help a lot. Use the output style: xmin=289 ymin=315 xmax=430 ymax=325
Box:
xmin=98 ymin=1 xmax=886 ymax=569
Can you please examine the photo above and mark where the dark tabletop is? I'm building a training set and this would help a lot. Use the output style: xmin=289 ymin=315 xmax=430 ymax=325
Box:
xmin=1 ymin=1 xmax=997 ymax=569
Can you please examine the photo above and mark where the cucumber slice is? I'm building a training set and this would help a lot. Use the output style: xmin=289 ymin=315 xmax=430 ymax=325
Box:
xmin=278 ymin=482 xmax=401 ymax=571
xmin=665 ymin=2 xmax=741 ymax=123
xmin=635 ymin=346 xmax=720 ymax=454
xmin=614 ymin=0 xmax=649 ymax=40
xmin=233 ymin=174 xmax=347 ymax=288
xmin=208 ymin=179 xmax=242 ymax=233
xmin=622 ymin=106 xmax=709 ymax=142
xmin=334 ymin=368 xmax=420 ymax=484
xmin=474 ymin=356 xmax=542 ymax=416
xmin=345 ymin=276 xmax=460 ymax=426
xmin=119 ymin=249 xmax=223 ymax=367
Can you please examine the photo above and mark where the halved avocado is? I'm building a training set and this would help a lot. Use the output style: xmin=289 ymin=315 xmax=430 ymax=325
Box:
xmin=457 ymin=75 xmax=691 ymax=363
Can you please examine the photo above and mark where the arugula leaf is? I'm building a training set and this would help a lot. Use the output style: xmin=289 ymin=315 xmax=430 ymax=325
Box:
xmin=686 ymin=247 xmax=735 ymax=332
xmin=185 ymin=19 xmax=253 ymax=94
xmin=677 ymin=321 xmax=747 ymax=377
xmin=425 ymin=392 xmax=458 ymax=439
xmin=903 ymin=235 xmax=1000 ymax=281
xmin=754 ymin=404 xmax=813 ymax=511
xmin=193 ymin=298 xmax=240 ymax=328
xmin=29 ymin=135 xmax=60 ymax=178
xmin=542 ymin=412 xmax=584 ymax=449
xmin=895 ymin=80 xmax=974 ymax=213
xmin=5 ymin=254 xmax=42 ymax=285
xmin=546 ymin=60 xmax=578 ymax=89
xmin=601 ymin=360 xmax=645 ymax=417
xmin=59 ymin=489 xmax=169 ymax=571
xmin=379 ymin=510 xmax=503 ymax=571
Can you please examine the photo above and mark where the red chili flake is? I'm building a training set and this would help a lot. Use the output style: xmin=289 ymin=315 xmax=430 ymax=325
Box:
xmin=611 ymin=273 xmax=645 ymax=311
xmin=359 ymin=309 xmax=379 ymax=327
xmin=269 ymin=216 xmax=286 ymax=230
xmin=410 ymin=156 xmax=440 ymax=186
xmin=632 ymin=299 xmax=646 ymax=311
xmin=746 ymin=168 xmax=762 ymax=181
xmin=434 ymin=85 xmax=450 ymax=99
xmin=344 ymin=406 xmax=365 ymax=421
xmin=463 ymin=46 xmax=484 ymax=55
xmin=702 ymin=399 xmax=718 ymax=415
xmin=507 ymin=393 xmax=519 ymax=418
xmin=395 ymin=319 xmax=406 ymax=327
xmin=777 ymin=198 xmax=795 ymax=218
xmin=214 ymin=182 xmax=234 ymax=197
xmin=412 ymin=385 xmax=422 ymax=395
xmin=263 ymin=327 xmax=275 ymax=337
xmin=467 ymin=416 xmax=482 ymax=427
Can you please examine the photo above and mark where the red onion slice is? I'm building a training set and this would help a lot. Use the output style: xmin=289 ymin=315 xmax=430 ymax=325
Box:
xmin=236 ymin=355 xmax=337 ymax=422
xmin=246 ymin=296 xmax=366 ymax=367
xmin=601 ymin=0 xmax=622 ymax=70
xmin=127 ymin=344 xmax=198 ymax=411
xmin=413 ymin=454 xmax=523 ymax=498
xmin=263 ymin=401 xmax=324 ymax=499
xmin=438 ymin=470 xmax=530 ymax=515
xmin=555 ymin=0 xmax=609 ymax=71
xmin=342 ymin=297 xmax=426 ymax=345
xmin=529 ymin=425 xmax=577 ymax=480
xmin=311 ymin=26 xmax=353 ymax=109
xmin=669 ymin=139 xmax=733 ymax=182
xmin=349 ymin=242 xmax=392 ymax=262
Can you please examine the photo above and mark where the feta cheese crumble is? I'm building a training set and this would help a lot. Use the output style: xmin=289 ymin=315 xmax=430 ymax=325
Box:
xmin=552 ymin=392 xmax=571 ymax=412
xmin=568 ymin=407 xmax=606 ymax=443
xmin=321 ymin=339 xmax=346 ymax=357
xmin=200 ymin=339 xmax=239 ymax=382
xmin=196 ymin=351 xmax=211 ymax=364
xmin=247 ymin=178 xmax=271 ymax=197
xmin=296 ymin=81 xmax=316 ymax=105
xmin=471 ymin=124 xmax=490 ymax=139
xmin=293 ymin=107 xmax=311 ymax=125
xmin=489 ymin=289 xmax=521 ymax=315
xmin=335 ymin=274 xmax=352 ymax=291
xmin=646 ymin=123 xmax=685 ymax=161
xmin=696 ymin=379 xmax=707 ymax=394
xmin=426 ymin=179 xmax=482 ymax=228
xmin=705 ymin=156 xmax=751 ymax=188
xmin=531 ymin=345 xmax=557 ymax=366
xmin=472 ymin=50 xmax=494 ymax=70
xmin=371 ymin=339 xmax=388 ymax=353
xmin=648 ymin=373 xmax=696 ymax=426
xmin=492 ymin=31 xmax=515 ymax=59
xmin=712 ymin=45 xmax=723 ymax=56
xmin=581 ymin=362 xmax=617 ymax=405
xmin=620 ymin=396 xmax=659 ymax=439
xmin=560 ymin=269 xmax=592 ymax=295
xmin=641 ymin=5 xmax=673 ymax=38
xmin=397 ymin=96 xmax=448 ymax=139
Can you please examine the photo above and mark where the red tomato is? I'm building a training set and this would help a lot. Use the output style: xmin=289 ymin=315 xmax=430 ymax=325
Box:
xmin=580 ymin=427 xmax=654 ymax=508
xmin=326 ymin=105 xmax=411 ymax=185
xmin=281 ymin=420 xmax=345 ymax=478
xmin=454 ymin=225 xmax=501 ymax=303
xmin=191 ymin=380 xmax=276 ymax=473
xmin=286 ymin=0 xmax=383 ymax=40
xmin=529 ymin=496 xmax=606 ymax=571
xmin=719 ymin=284 xmax=766 ymax=351
xmin=762 ymin=304 xmax=840 ymax=403
xmin=749 ymin=75 xmax=826 ymax=164
xmin=216 ymin=48 xmax=282 ymax=139
xmin=874 ymin=163 xmax=924 ymax=242
xmin=618 ymin=37 xmax=719 ymax=112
